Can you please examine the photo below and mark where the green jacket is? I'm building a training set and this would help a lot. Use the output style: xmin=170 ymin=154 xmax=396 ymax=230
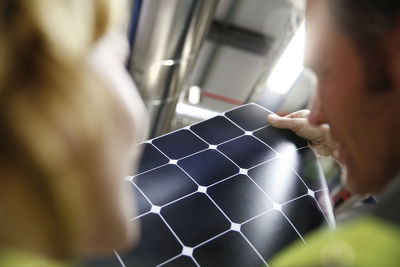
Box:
xmin=271 ymin=174 xmax=400 ymax=267
xmin=270 ymin=216 xmax=400 ymax=267
xmin=0 ymin=248 xmax=71 ymax=267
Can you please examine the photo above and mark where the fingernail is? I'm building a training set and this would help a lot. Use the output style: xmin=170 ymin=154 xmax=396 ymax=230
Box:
xmin=267 ymin=114 xmax=279 ymax=121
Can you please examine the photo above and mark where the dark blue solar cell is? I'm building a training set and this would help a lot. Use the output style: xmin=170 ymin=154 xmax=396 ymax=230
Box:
xmin=218 ymin=135 xmax=275 ymax=169
xmin=161 ymin=256 xmax=197 ymax=267
xmin=194 ymin=231 xmax=264 ymax=267
xmin=282 ymin=196 xmax=326 ymax=238
xmin=98 ymin=103 xmax=333 ymax=267
xmin=178 ymin=149 xmax=239 ymax=186
xmin=254 ymin=125 xmax=308 ymax=153
xmin=130 ymin=182 xmax=151 ymax=216
xmin=208 ymin=175 xmax=273 ymax=223
xmin=289 ymin=147 xmax=327 ymax=191
xmin=135 ymin=164 xmax=197 ymax=206
xmin=241 ymin=210 xmax=300 ymax=262
xmin=82 ymin=255 xmax=122 ymax=267
xmin=315 ymin=190 xmax=334 ymax=223
xmin=190 ymin=116 xmax=245 ymax=145
xmin=119 ymin=214 xmax=182 ymax=266
xmin=135 ymin=143 xmax=169 ymax=174
xmin=225 ymin=104 xmax=272 ymax=131
xmin=161 ymin=193 xmax=231 ymax=247
xmin=152 ymin=129 xmax=209 ymax=160
xmin=247 ymin=158 xmax=308 ymax=204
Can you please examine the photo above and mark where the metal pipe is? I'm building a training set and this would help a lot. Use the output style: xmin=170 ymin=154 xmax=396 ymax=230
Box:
xmin=130 ymin=0 xmax=218 ymax=138
xmin=198 ymin=0 xmax=241 ymax=90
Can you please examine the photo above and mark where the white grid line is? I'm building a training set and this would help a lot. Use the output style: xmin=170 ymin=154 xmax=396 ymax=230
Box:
xmin=240 ymin=232 xmax=269 ymax=267
xmin=160 ymin=191 xmax=198 ymax=209
xmin=131 ymin=181 xmax=153 ymax=206
xmin=241 ymin=208 xmax=274 ymax=225
xmin=121 ymin=103 xmax=334 ymax=266
xmin=204 ymin=172 xmax=239 ymax=188
xmin=114 ymin=250 xmax=125 ymax=267
xmin=313 ymin=193 xmax=336 ymax=228
xmin=129 ymin=211 xmax=150 ymax=222
xmin=246 ymin=175 xmax=275 ymax=204
xmin=157 ymin=213 xmax=185 ymax=247
xmin=193 ymin=229 xmax=231 ymax=249
xmin=281 ymin=211 xmax=306 ymax=244
xmin=156 ymin=254 xmax=182 ymax=267
xmin=280 ymin=193 xmax=309 ymax=206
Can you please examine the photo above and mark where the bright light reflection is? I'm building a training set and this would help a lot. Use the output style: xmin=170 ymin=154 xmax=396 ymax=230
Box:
xmin=176 ymin=103 xmax=218 ymax=120
xmin=265 ymin=145 xmax=299 ymax=205
xmin=160 ymin=59 xmax=175 ymax=66
xmin=267 ymin=21 xmax=306 ymax=94
xmin=276 ymin=144 xmax=298 ymax=162
xmin=188 ymin=85 xmax=201 ymax=105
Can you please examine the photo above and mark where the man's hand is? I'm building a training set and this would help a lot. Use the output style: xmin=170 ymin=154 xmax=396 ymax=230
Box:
xmin=267 ymin=110 xmax=338 ymax=158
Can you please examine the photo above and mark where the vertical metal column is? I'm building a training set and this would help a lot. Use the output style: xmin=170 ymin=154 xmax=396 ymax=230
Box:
xmin=130 ymin=0 xmax=218 ymax=138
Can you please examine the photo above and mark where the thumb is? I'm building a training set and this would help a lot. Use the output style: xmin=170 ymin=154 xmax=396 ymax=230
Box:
xmin=268 ymin=114 xmax=325 ymax=143
xmin=267 ymin=114 xmax=307 ymax=133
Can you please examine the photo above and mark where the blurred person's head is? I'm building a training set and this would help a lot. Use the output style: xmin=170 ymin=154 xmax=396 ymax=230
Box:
xmin=0 ymin=0 xmax=146 ymax=260
xmin=305 ymin=0 xmax=400 ymax=194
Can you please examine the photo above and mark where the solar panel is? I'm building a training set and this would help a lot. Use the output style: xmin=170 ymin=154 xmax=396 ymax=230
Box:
xmin=84 ymin=103 xmax=334 ymax=267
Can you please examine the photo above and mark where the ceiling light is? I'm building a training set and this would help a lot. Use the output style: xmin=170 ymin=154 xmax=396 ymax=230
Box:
xmin=266 ymin=21 xmax=305 ymax=94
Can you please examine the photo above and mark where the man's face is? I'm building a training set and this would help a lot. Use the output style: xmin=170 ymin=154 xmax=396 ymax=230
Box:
xmin=305 ymin=0 xmax=400 ymax=194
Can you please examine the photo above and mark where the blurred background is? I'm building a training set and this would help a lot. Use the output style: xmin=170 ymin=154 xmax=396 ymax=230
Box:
xmin=127 ymin=0 xmax=342 ymax=204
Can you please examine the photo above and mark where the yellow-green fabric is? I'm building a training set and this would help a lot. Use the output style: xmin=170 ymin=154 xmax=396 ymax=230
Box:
xmin=0 ymin=248 xmax=71 ymax=267
xmin=270 ymin=216 xmax=400 ymax=267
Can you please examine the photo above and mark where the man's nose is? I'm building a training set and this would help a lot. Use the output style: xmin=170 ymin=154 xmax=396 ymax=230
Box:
xmin=308 ymin=92 xmax=327 ymax=125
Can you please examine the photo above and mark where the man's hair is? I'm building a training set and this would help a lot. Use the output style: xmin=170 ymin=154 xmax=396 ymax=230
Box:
xmin=332 ymin=0 xmax=400 ymax=92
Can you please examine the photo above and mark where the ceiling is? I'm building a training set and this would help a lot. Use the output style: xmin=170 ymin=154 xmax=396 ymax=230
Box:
xmin=182 ymin=0 xmax=312 ymax=119
xmin=128 ymin=0 xmax=314 ymax=131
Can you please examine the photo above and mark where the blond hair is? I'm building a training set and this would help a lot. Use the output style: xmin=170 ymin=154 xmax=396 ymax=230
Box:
xmin=0 ymin=0 xmax=132 ymax=259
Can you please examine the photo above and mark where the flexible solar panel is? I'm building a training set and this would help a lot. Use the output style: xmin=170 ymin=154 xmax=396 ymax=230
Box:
xmin=84 ymin=103 xmax=334 ymax=267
